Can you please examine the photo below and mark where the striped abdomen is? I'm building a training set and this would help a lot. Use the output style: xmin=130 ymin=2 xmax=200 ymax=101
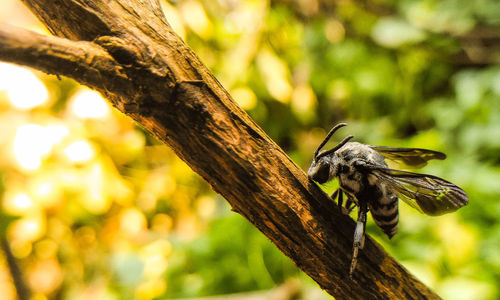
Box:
xmin=369 ymin=193 xmax=399 ymax=238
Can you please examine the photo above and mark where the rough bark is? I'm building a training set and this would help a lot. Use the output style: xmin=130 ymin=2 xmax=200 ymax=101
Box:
xmin=0 ymin=1 xmax=441 ymax=299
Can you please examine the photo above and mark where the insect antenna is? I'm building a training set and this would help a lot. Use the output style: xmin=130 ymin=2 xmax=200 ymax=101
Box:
xmin=314 ymin=123 xmax=348 ymax=159
xmin=316 ymin=135 xmax=354 ymax=160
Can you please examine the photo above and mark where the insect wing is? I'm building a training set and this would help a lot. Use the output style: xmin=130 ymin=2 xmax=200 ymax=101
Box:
xmin=371 ymin=167 xmax=468 ymax=216
xmin=370 ymin=146 xmax=446 ymax=168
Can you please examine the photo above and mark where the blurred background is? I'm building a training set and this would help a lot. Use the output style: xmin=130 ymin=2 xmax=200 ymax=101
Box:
xmin=1 ymin=0 xmax=500 ymax=299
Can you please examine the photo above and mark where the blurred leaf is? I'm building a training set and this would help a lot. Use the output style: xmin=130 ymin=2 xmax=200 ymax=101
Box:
xmin=372 ymin=17 xmax=426 ymax=48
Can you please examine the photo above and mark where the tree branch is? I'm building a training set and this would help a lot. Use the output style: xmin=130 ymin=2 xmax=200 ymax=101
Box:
xmin=1 ymin=238 xmax=30 ymax=300
xmin=0 ymin=1 xmax=441 ymax=299
xmin=0 ymin=22 xmax=135 ymax=105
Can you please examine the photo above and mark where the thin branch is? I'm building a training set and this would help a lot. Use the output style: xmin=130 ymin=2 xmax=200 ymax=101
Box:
xmin=0 ymin=22 xmax=134 ymax=98
xmin=1 ymin=238 xmax=30 ymax=300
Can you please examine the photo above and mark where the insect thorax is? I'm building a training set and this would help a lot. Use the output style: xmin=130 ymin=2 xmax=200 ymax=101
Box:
xmin=331 ymin=142 xmax=386 ymax=182
xmin=331 ymin=142 xmax=391 ymax=203
xmin=333 ymin=142 xmax=399 ymax=237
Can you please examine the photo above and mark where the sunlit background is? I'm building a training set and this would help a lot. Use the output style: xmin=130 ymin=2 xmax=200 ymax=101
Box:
xmin=1 ymin=0 xmax=500 ymax=299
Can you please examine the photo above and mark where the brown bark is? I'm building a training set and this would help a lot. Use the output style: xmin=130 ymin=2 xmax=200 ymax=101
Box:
xmin=0 ymin=1 xmax=441 ymax=299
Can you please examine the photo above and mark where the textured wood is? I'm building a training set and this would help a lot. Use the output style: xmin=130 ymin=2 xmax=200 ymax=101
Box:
xmin=0 ymin=1 xmax=441 ymax=299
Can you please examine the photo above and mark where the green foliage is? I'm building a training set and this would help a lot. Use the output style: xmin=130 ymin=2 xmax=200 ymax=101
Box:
xmin=164 ymin=213 xmax=300 ymax=298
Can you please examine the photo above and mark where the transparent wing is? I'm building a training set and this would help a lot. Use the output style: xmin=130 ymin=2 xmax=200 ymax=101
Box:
xmin=370 ymin=146 xmax=446 ymax=168
xmin=371 ymin=167 xmax=468 ymax=216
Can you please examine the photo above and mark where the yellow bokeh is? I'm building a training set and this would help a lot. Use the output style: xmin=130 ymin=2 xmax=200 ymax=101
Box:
xmin=9 ymin=240 xmax=32 ymax=259
xmin=9 ymin=214 xmax=46 ymax=245
xmin=28 ymin=177 xmax=62 ymax=208
xmin=13 ymin=123 xmax=68 ymax=171
xmin=68 ymin=89 xmax=110 ymax=120
xmin=325 ymin=18 xmax=346 ymax=43
xmin=27 ymin=259 xmax=63 ymax=294
xmin=151 ymin=213 xmax=174 ymax=234
xmin=120 ymin=207 xmax=147 ymax=238
xmin=257 ymin=48 xmax=293 ymax=103
xmin=231 ymin=87 xmax=258 ymax=110
xmin=291 ymin=84 xmax=317 ymax=121
xmin=63 ymin=140 xmax=95 ymax=163
xmin=55 ymin=156 xmax=135 ymax=214
xmin=135 ymin=278 xmax=167 ymax=300
xmin=138 ymin=168 xmax=176 ymax=212
xmin=141 ymin=239 xmax=172 ymax=278
xmin=0 ymin=63 xmax=49 ymax=110
xmin=34 ymin=239 xmax=58 ymax=260
xmin=3 ymin=191 xmax=36 ymax=215
xmin=434 ymin=215 xmax=478 ymax=266
xmin=160 ymin=1 xmax=186 ymax=39
xmin=179 ymin=0 xmax=213 ymax=39
xmin=0 ymin=259 xmax=17 ymax=300
xmin=196 ymin=195 xmax=216 ymax=219
xmin=86 ymin=162 xmax=112 ymax=214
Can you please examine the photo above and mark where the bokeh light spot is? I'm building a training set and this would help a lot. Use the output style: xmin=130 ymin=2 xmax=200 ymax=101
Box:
xmin=231 ymin=87 xmax=257 ymax=110
xmin=13 ymin=124 xmax=61 ymax=171
xmin=12 ymin=193 xmax=34 ymax=213
xmin=69 ymin=89 xmax=110 ymax=119
xmin=120 ymin=207 xmax=147 ymax=237
xmin=64 ymin=140 xmax=95 ymax=163
xmin=0 ymin=62 xmax=48 ymax=110
xmin=179 ymin=0 xmax=213 ymax=39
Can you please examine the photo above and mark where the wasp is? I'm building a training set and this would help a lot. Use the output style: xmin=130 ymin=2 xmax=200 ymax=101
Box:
xmin=307 ymin=123 xmax=468 ymax=276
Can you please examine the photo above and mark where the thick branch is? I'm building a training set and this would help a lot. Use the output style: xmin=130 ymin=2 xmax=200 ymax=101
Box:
xmin=0 ymin=1 xmax=441 ymax=299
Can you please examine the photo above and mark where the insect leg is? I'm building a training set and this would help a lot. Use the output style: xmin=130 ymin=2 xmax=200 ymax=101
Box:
xmin=334 ymin=189 xmax=353 ymax=215
xmin=345 ymin=195 xmax=356 ymax=214
xmin=331 ymin=188 xmax=341 ymax=205
xmin=350 ymin=201 xmax=367 ymax=276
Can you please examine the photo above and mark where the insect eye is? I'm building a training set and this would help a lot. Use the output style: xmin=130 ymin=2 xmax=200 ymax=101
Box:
xmin=309 ymin=161 xmax=330 ymax=184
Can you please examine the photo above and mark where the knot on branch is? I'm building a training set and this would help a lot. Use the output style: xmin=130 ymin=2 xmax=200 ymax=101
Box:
xmin=94 ymin=35 xmax=140 ymax=66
